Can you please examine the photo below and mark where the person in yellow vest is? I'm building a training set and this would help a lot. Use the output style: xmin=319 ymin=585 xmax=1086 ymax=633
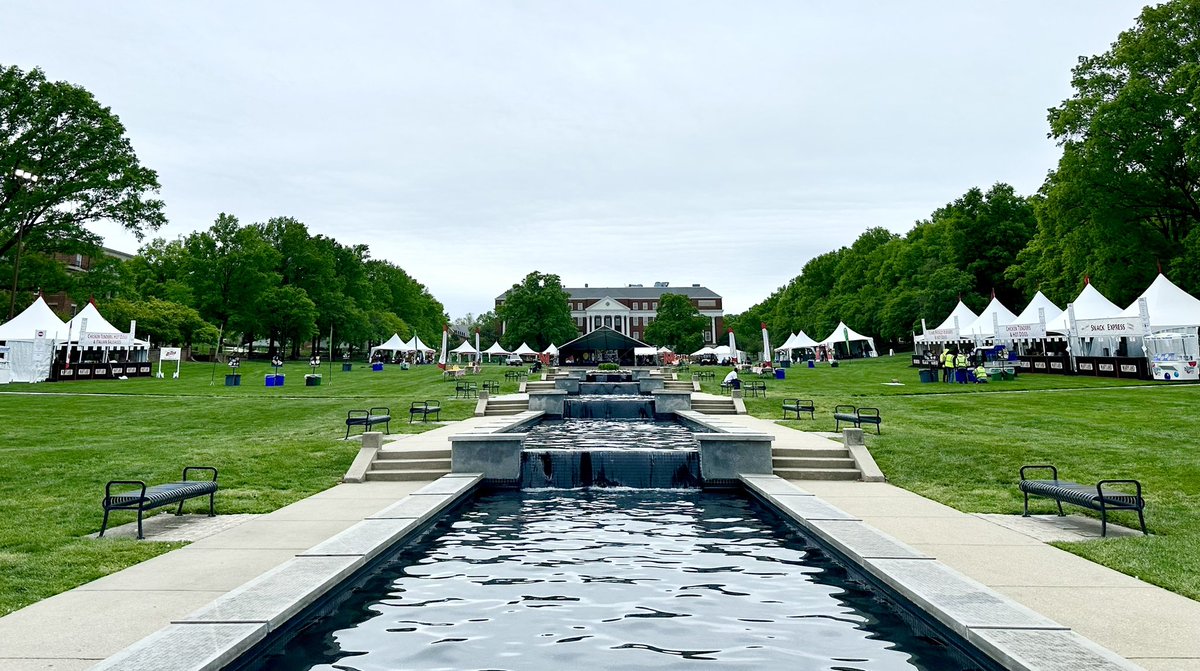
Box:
xmin=955 ymin=351 xmax=969 ymax=383
xmin=974 ymin=364 xmax=988 ymax=383
xmin=939 ymin=349 xmax=951 ymax=382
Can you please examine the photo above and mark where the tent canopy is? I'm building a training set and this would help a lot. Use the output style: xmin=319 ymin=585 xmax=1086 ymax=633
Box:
xmin=559 ymin=327 xmax=650 ymax=365
xmin=933 ymin=300 xmax=979 ymax=332
xmin=409 ymin=336 xmax=435 ymax=352
xmin=1009 ymin=291 xmax=1063 ymax=327
xmin=0 ymin=296 xmax=66 ymax=341
xmin=1047 ymin=282 xmax=1122 ymax=333
xmin=483 ymin=341 xmax=509 ymax=355
xmin=633 ymin=347 xmax=657 ymax=357
xmin=66 ymin=301 xmax=123 ymax=336
xmin=450 ymin=341 xmax=477 ymax=355
xmin=691 ymin=346 xmax=716 ymax=356
xmin=963 ymin=298 xmax=1018 ymax=338
xmin=369 ymin=333 xmax=405 ymax=356
xmin=1119 ymin=273 xmax=1200 ymax=331
xmin=542 ymin=343 xmax=559 ymax=356
xmin=776 ymin=331 xmax=818 ymax=351
xmin=819 ymin=322 xmax=877 ymax=357
xmin=512 ymin=342 xmax=538 ymax=356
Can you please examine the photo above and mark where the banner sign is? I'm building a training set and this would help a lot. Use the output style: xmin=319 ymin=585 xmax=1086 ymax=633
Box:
xmin=999 ymin=323 xmax=1046 ymax=339
xmin=1075 ymin=318 xmax=1140 ymax=337
xmin=80 ymin=332 xmax=133 ymax=348
xmin=160 ymin=347 xmax=182 ymax=361
xmin=925 ymin=328 xmax=960 ymax=342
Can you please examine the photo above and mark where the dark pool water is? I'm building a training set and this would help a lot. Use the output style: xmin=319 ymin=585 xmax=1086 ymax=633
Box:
xmin=239 ymin=491 xmax=989 ymax=671
xmin=522 ymin=418 xmax=698 ymax=451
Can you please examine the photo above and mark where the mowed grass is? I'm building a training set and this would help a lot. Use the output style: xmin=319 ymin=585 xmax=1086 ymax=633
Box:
xmin=2 ymin=356 xmax=1198 ymax=613
xmin=0 ymin=360 xmax=509 ymax=615
xmin=698 ymin=357 xmax=1200 ymax=600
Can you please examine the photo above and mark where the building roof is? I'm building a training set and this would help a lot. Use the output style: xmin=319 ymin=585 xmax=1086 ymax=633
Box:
xmin=496 ymin=284 xmax=720 ymax=302
xmin=558 ymin=326 xmax=650 ymax=353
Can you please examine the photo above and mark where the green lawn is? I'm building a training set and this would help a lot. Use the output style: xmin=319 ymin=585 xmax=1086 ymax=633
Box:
xmin=1 ymin=356 xmax=1197 ymax=616
xmin=0 ymin=361 xmax=503 ymax=615
xmin=698 ymin=357 xmax=1200 ymax=600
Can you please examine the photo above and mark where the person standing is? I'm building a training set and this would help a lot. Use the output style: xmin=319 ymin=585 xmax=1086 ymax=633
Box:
xmin=955 ymin=349 xmax=968 ymax=383
xmin=940 ymin=348 xmax=951 ymax=382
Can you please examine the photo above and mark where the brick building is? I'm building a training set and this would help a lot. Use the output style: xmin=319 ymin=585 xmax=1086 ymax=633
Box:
xmin=496 ymin=282 xmax=724 ymax=344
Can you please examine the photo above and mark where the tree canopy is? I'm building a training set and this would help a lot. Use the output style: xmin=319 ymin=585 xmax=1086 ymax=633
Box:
xmin=643 ymin=293 xmax=707 ymax=353
xmin=0 ymin=65 xmax=165 ymax=260
xmin=497 ymin=271 xmax=578 ymax=351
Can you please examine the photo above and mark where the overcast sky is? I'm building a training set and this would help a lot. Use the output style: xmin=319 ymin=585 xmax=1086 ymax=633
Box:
xmin=3 ymin=2 xmax=1145 ymax=319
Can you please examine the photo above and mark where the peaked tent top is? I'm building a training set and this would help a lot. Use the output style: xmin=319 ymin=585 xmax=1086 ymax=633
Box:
xmin=1118 ymin=273 xmax=1200 ymax=330
xmin=409 ymin=336 xmax=435 ymax=352
xmin=559 ymin=327 xmax=650 ymax=353
xmin=963 ymin=298 xmax=1018 ymax=337
xmin=0 ymin=296 xmax=67 ymax=341
xmin=65 ymin=301 xmax=123 ymax=335
xmin=818 ymin=322 xmax=872 ymax=346
xmin=450 ymin=341 xmax=477 ymax=354
xmin=1047 ymin=283 xmax=1122 ymax=332
xmin=483 ymin=341 xmax=510 ymax=355
xmin=542 ymin=343 xmax=558 ymax=355
xmin=933 ymin=301 xmax=979 ymax=332
xmin=512 ymin=342 xmax=538 ymax=356
xmin=1009 ymin=291 xmax=1063 ymax=327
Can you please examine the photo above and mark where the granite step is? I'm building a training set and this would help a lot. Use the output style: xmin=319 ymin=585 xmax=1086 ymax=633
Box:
xmin=772 ymin=467 xmax=861 ymax=481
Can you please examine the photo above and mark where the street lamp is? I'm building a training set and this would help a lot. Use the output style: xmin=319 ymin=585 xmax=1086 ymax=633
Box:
xmin=8 ymin=169 xmax=40 ymax=320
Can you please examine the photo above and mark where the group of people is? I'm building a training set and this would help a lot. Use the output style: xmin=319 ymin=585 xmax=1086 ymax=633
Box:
xmin=936 ymin=348 xmax=988 ymax=384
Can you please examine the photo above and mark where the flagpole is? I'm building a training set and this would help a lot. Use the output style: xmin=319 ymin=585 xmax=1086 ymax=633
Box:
xmin=328 ymin=324 xmax=334 ymax=384
xmin=209 ymin=326 xmax=224 ymax=386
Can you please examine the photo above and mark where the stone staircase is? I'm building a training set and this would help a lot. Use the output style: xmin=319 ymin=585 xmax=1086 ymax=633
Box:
xmin=772 ymin=444 xmax=860 ymax=480
xmin=485 ymin=397 xmax=529 ymax=416
xmin=691 ymin=397 xmax=737 ymax=415
xmin=524 ymin=380 xmax=556 ymax=392
xmin=663 ymin=380 xmax=694 ymax=392
xmin=364 ymin=447 xmax=451 ymax=481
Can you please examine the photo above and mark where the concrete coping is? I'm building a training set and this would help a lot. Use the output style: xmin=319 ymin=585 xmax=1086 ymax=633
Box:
xmin=693 ymin=432 xmax=775 ymax=443
xmin=94 ymin=474 xmax=484 ymax=671
xmin=738 ymin=473 xmax=1141 ymax=671
xmin=446 ymin=433 xmax=526 ymax=443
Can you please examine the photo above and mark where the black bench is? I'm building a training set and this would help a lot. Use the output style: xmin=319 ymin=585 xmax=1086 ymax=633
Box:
xmin=345 ymin=406 xmax=391 ymax=439
xmin=782 ymin=398 xmax=815 ymax=420
xmin=833 ymin=405 xmax=881 ymax=434
xmin=454 ymin=381 xmax=478 ymax=399
xmin=744 ymin=380 xmax=767 ymax=398
xmin=409 ymin=400 xmax=441 ymax=423
xmin=100 ymin=466 xmax=218 ymax=540
xmin=504 ymin=371 xmax=526 ymax=381
xmin=692 ymin=371 xmax=714 ymax=381
xmin=482 ymin=380 xmax=500 ymax=394
xmin=1019 ymin=465 xmax=1147 ymax=537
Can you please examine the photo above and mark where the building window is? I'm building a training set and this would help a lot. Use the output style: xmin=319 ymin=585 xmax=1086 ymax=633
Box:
xmin=698 ymin=299 xmax=716 ymax=308
xmin=652 ymin=302 xmax=657 ymax=309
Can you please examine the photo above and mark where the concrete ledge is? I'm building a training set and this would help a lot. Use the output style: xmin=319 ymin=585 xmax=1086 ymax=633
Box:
xmin=89 ymin=622 xmax=267 ymax=671
xmin=842 ymin=428 xmax=886 ymax=482
xmin=174 ymin=555 xmax=362 ymax=630
xmin=650 ymin=389 xmax=691 ymax=413
xmin=969 ymin=628 xmax=1142 ymax=671
xmin=742 ymin=474 xmax=814 ymax=498
xmin=297 ymin=518 xmax=423 ymax=561
xmin=806 ymin=519 xmax=931 ymax=562
xmin=696 ymin=433 xmax=773 ymax=481
xmin=409 ymin=473 xmax=482 ymax=497
xmin=367 ymin=492 xmax=457 ymax=524
xmin=528 ymin=390 xmax=567 ymax=416
xmin=341 ymin=432 xmax=382 ymax=483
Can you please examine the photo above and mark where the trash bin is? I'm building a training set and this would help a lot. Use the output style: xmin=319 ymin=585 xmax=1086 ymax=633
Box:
xmin=224 ymin=374 xmax=241 ymax=387
xmin=918 ymin=369 xmax=935 ymax=383
xmin=807 ymin=360 xmax=815 ymax=369
xmin=781 ymin=360 xmax=791 ymax=368
xmin=265 ymin=374 xmax=277 ymax=387
xmin=342 ymin=362 xmax=353 ymax=372
xmin=775 ymin=368 xmax=785 ymax=380
xmin=305 ymin=374 xmax=322 ymax=386
xmin=371 ymin=362 xmax=384 ymax=372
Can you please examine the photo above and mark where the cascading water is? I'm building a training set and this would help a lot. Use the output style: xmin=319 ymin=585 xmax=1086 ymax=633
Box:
xmin=521 ymin=449 xmax=701 ymax=488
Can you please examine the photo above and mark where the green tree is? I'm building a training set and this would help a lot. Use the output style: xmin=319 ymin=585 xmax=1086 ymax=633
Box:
xmin=1011 ymin=0 xmax=1200 ymax=302
xmin=498 ymin=271 xmax=577 ymax=351
xmin=183 ymin=214 xmax=280 ymax=337
xmin=103 ymin=297 xmax=216 ymax=348
xmin=0 ymin=65 xmax=165 ymax=260
xmin=644 ymin=293 xmax=708 ymax=354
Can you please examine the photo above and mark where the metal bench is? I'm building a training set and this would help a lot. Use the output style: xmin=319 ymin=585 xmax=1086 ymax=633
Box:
xmin=100 ymin=466 xmax=218 ymax=540
xmin=1019 ymin=465 xmax=1147 ymax=537
xmin=744 ymin=380 xmax=767 ymax=397
xmin=454 ymin=381 xmax=478 ymax=399
xmin=782 ymin=398 xmax=815 ymax=420
xmin=409 ymin=400 xmax=441 ymax=423
xmin=833 ymin=405 xmax=881 ymax=434
xmin=345 ymin=406 xmax=391 ymax=439
xmin=482 ymin=380 xmax=500 ymax=395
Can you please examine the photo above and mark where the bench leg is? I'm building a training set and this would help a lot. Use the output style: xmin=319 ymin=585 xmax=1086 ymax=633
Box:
xmin=137 ymin=507 xmax=145 ymax=540
xmin=1100 ymin=506 xmax=1108 ymax=537
xmin=1137 ymin=507 xmax=1147 ymax=535
xmin=1055 ymin=499 xmax=1065 ymax=516
xmin=208 ymin=492 xmax=216 ymax=517
xmin=99 ymin=508 xmax=111 ymax=537
xmin=345 ymin=424 xmax=351 ymax=440
xmin=1022 ymin=491 xmax=1030 ymax=517
xmin=384 ymin=419 xmax=390 ymax=435
xmin=176 ymin=498 xmax=185 ymax=515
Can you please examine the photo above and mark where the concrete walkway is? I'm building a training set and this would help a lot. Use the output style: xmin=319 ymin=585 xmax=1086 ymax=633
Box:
xmin=1 ymin=414 xmax=1196 ymax=670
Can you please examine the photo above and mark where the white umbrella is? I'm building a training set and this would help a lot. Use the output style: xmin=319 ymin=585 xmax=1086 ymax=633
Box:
xmin=761 ymin=322 xmax=771 ymax=364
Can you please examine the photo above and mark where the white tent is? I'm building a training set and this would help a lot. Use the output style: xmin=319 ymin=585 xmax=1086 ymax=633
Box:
xmin=691 ymin=346 xmax=716 ymax=356
xmin=1118 ymin=273 xmax=1200 ymax=331
xmin=633 ymin=347 xmax=657 ymax=357
xmin=541 ymin=343 xmax=558 ymax=356
xmin=819 ymin=322 xmax=878 ymax=358
xmin=450 ymin=341 xmax=478 ymax=355
xmin=656 ymin=346 xmax=673 ymax=354
xmin=918 ymin=300 xmax=979 ymax=343
xmin=775 ymin=331 xmax=818 ymax=353
xmin=1009 ymin=291 xmax=1063 ymax=329
xmin=62 ymin=302 xmax=149 ymax=353
xmin=409 ymin=336 xmax=435 ymax=352
xmin=369 ymin=333 xmax=405 ymax=358
xmin=483 ymin=341 xmax=509 ymax=356
xmin=1047 ymin=282 xmax=1122 ymax=333
xmin=0 ymin=296 xmax=66 ymax=383
xmin=512 ymin=342 xmax=537 ymax=356
xmin=962 ymin=297 xmax=1018 ymax=339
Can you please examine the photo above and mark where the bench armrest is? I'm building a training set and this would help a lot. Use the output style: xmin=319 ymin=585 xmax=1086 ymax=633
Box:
xmin=857 ymin=407 xmax=880 ymax=419
xmin=1020 ymin=464 xmax=1058 ymax=482
xmin=410 ymin=401 xmax=427 ymax=410
xmin=105 ymin=480 xmax=146 ymax=501
xmin=834 ymin=404 xmax=856 ymax=414
xmin=347 ymin=409 xmax=368 ymax=420
xmin=426 ymin=400 xmax=441 ymax=409
xmin=1097 ymin=479 xmax=1142 ymax=500
xmin=369 ymin=406 xmax=390 ymax=416
xmin=183 ymin=466 xmax=218 ymax=482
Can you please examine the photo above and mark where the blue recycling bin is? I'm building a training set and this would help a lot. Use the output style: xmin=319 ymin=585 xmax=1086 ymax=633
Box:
xmin=807 ymin=360 xmax=815 ymax=368
xmin=775 ymin=368 xmax=785 ymax=380
xmin=342 ymin=362 xmax=353 ymax=372
xmin=265 ymin=374 xmax=276 ymax=387
xmin=372 ymin=362 xmax=384 ymax=372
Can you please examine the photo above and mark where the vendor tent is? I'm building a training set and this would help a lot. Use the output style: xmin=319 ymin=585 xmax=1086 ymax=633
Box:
xmin=919 ymin=300 xmax=979 ymax=343
xmin=450 ymin=341 xmax=478 ymax=355
xmin=0 ymin=296 xmax=66 ymax=383
xmin=963 ymin=297 xmax=1017 ymax=339
xmin=369 ymin=333 xmax=405 ymax=358
xmin=1046 ymin=282 xmax=1122 ymax=333
xmin=558 ymin=327 xmax=650 ymax=366
xmin=819 ymin=322 xmax=877 ymax=358
xmin=541 ymin=343 xmax=559 ymax=356
xmin=409 ymin=336 xmax=435 ymax=352
xmin=482 ymin=341 xmax=509 ymax=362
xmin=691 ymin=346 xmax=716 ymax=356
xmin=1118 ymin=273 xmax=1200 ymax=332
xmin=1009 ymin=291 xmax=1063 ymax=329
xmin=775 ymin=331 xmax=818 ymax=357
xmin=512 ymin=342 xmax=538 ymax=357
xmin=63 ymin=301 xmax=148 ymax=352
